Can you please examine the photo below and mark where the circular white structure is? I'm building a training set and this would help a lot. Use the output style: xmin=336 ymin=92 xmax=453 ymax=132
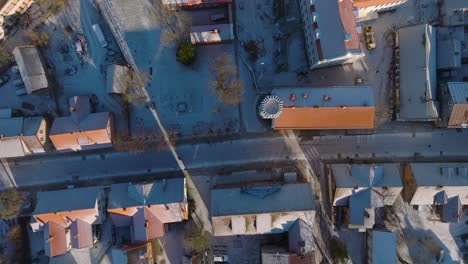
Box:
xmin=258 ymin=95 xmax=283 ymax=119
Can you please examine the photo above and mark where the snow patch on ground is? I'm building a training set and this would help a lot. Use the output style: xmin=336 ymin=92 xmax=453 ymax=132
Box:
xmin=383 ymin=197 xmax=467 ymax=264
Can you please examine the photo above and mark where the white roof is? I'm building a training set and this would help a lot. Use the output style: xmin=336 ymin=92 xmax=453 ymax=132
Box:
xmin=190 ymin=24 xmax=233 ymax=44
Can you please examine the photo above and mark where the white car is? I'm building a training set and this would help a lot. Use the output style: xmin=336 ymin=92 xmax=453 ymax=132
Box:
xmin=213 ymin=255 xmax=228 ymax=262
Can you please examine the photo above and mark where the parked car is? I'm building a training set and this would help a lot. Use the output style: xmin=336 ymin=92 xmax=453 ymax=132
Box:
xmin=213 ymin=255 xmax=228 ymax=262
xmin=92 ymin=24 xmax=108 ymax=48
xmin=0 ymin=75 xmax=9 ymax=86
xmin=364 ymin=26 xmax=376 ymax=50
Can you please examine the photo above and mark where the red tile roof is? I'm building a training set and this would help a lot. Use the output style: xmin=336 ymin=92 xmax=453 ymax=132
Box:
xmin=339 ymin=0 xmax=360 ymax=50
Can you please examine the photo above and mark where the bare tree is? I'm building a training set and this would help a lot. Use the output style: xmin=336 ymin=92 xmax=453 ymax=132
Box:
xmin=122 ymin=69 xmax=149 ymax=106
xmin=28 ymin=31 xmax=49 ymax=47
xmin=210 ymin=53 xmax=243 ymax=105
xmin=0 ymin=47 xmax=14 ymax=69
xmin=150 ymin=0 xmax=191 ymax=46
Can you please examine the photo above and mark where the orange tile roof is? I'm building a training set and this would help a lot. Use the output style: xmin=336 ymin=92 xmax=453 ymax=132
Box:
xmin=35 ymin=209 xmax=99 ymax=228
xmin=49 ymin=129 xmax=112 ymax=151
xmin=339 ymin=0 xmax=360 ymax=50
xmin=108 ymin=207 xmax=139 ymax=217
xmin=353 ymin=0 xmax=403 ymax=8
xmin=273 ymin=107 xmax=375 ymax=130
xmin=44 ymin=221 xmax=67 ymax=257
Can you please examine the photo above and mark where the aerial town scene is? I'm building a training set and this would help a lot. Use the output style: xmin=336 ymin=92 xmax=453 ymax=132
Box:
xmin=0 ymin=0 xmax=467 ymax=263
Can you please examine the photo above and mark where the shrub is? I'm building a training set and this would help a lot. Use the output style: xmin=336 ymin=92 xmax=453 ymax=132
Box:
xmin=331 ymin=238 xmax=348 ymax=263
xmin=28 ymin=31 xmax=49 ymax=47
xmin=176 ymin=42 xmax=195 ymax=65
xmin=0 ymin=47 xmax=14 ymax=68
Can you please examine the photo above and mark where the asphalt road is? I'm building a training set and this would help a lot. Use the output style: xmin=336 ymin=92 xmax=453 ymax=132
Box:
xmin=301 ymin=129 xmax=468 ymax=162
xmin=0 ymin=137 xmax=302 ymax=189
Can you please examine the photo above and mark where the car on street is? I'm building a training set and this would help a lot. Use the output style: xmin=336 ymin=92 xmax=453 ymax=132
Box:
xmin=214 ymin=255 xmax=228 ymax=262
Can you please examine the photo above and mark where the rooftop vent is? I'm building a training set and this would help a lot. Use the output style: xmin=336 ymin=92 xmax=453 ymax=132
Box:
xmin=323 ymin=95 xmax=331 ymax=101
xmin=315 ymin=29 xmax=321 ymax=39
xmin=344 ymin=33 xmax=352 ymax=41
xmin=312 ymin=12 xmax=319 ymax=23
xmin=258 ymin=95 xmax=284 ymax=119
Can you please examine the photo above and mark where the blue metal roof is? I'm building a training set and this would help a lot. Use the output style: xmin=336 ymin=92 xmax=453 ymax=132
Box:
xmin=447 ymin=82 xmax=468 ymax=104
xmin=371 ymin=231 xmax=397 ymax=264
xmin=272 ymin=86 xmax=374 ymax=108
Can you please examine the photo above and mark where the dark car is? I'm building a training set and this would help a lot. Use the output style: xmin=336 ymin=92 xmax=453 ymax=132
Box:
xmin=0 ymin=75 xmax=10 ymax=86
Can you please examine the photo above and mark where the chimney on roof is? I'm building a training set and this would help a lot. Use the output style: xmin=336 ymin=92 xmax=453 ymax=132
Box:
xmin=69 ymin=107 xmax=75 ymax=113
xmin=144 ymin=220 xmax=149 ymax=228
xmin=290 ymin=93 xmax=296 ymax=101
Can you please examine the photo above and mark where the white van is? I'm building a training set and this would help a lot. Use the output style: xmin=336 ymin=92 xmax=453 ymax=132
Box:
xmin=92 ymin=24 xmax=108 ymax=48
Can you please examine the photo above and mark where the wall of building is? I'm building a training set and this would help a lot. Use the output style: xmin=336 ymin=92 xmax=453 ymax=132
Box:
xmin=356 ymin=0 xmax=407 ymax=18
xmin=0 ymin=0 xmax=34 ymax=17
xmin=448 ymin=104 xmax=468 ymax=128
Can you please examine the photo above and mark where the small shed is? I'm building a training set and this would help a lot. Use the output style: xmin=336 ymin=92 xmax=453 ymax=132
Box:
xmin=106 ymin=64 xmax=129 ymax=94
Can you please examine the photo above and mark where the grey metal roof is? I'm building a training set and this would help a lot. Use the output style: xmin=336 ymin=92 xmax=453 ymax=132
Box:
xmin=447 ymin=82 xmax=468 ymax=104
xmin=410 ymin=163 xmax=468 ymax=186
xmin=210 ymin=183 xmax=315 ymax=217
xmin=12 ymin=46 xmax=48 ymax=93
xmin=33 ymin=186 xmax=102 ymax=214
xmin=288 ymin=219 xmax=314 ymax=255
xmin=272 ymin=86 xmax=374 ymax=108
xmin=108 ymin=178 xmax=186 ymax=209
xmin=371 ymin=231 xmax=397 ymax=264
xmin=331 ymin=164 xmax=402 ymax=188
xmin=398 ymin=24 xmax=439 ymax=121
